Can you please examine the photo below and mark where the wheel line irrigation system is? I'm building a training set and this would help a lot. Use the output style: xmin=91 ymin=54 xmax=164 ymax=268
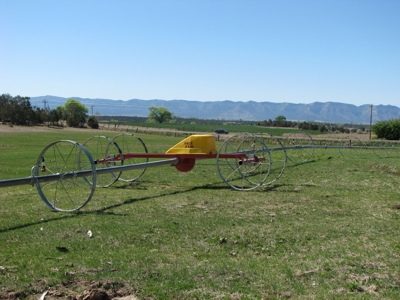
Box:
xmin=0 ymin=132 xmax=398 ymax=212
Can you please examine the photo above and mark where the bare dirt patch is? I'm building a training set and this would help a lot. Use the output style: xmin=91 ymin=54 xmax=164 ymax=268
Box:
xmin=0 ymin=124 xmax=226 ymax=140
xmin=0 ymin=124 xmax=118 ymax=135
xmin=1 ymin=280 xmax=138 ymax=300
xmin=313 ymin=133 xmax=373 ymax=141
xmin=1 ymin=124 xmax=375 ymax=143
xmin=0 ymin=124 xmax=54 ymax=134
xmin=0 ymin=124 xmax=99 ymax=134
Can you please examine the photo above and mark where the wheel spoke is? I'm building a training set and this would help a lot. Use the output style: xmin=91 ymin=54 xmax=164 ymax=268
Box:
xmin=112 ymin=133 xmax=148 ymax=182
xmin=216 ymin=133 xmax=271 ymax=190
xmin=284 ymin=132 xmax=314 ymax=164
xmin=35 ymin=140 xmax=96 ymax=212
xmin=82 ymin=136 xmax=122 ymax=187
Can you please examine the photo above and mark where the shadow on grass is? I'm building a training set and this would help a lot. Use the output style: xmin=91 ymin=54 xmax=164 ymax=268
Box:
xmin=2 ymin=159 xmax=299 ymax=232
xmin=0 ymin=181 xmax=230 ymax=233
xmin=262 ymin=182 xmax=311 ymax=193
xmin=94 ymin=181 xmax=232 ymax=212
xmin=285 ymin=159 xmax=316 ymax=169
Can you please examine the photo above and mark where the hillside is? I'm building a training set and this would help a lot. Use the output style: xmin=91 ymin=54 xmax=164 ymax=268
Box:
xmin=29 ymin=96 xmax=400 ymax=124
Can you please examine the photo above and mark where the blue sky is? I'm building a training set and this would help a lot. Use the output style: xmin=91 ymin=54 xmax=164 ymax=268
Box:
xmin=1 ymin=0 xmax=399 ymax=106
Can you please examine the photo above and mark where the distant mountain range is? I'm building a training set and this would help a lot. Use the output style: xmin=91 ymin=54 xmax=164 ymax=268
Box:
xmin=29 ymin=96 xmax=400 ymax=124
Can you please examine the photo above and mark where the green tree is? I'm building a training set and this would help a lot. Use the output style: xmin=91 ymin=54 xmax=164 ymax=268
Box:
xmin=148 ymin=106 xmax=173 ymax=123
xmin=48 ymin=107 xmax=64 ymax=126
xmin=275 ymin=115 xmax=286 ymax=122
xmin=64 ymin=99 xmax=88 ymax=127
xmin=87 ymin=116 xmax=99 ymax=129
xmin=8 ymin=95 xmax=35 ymax=125
xmin=0 ymin=93 xmax=12 ymax=122
xmin=319 ymin=124 xmax=327 ymax=132
xmin=54 ymin=106 xmax=66 ymax=125
xmin=33 ymin=107 xmax=44 ymax=124
xmin=372 ymin=119 xmax=400 ymax=140
xmin=274 ymin=115 xmax=287 ymax=127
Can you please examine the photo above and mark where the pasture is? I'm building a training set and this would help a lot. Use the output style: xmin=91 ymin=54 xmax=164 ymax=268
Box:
xmin=0 ymin=125 xmax=399 ymax=299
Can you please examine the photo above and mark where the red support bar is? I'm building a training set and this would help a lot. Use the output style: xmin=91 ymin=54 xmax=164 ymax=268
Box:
xmin=97 ymin=152 xmax=247 ymax=164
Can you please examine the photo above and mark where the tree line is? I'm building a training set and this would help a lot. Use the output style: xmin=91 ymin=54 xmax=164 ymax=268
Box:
xmin=0 ymin=94 xmax=99 ymax=128
xmin=0 ymin=94 xmax=40 ymax=125
xmin=2 ymin=94 xmax=399 ymax=140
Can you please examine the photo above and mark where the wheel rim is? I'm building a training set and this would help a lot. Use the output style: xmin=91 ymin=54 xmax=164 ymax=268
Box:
xmin=82 ymin=136 xmax=122 ymax=187
xmin=370 ymin=140 xmax=392 ymax=158
xmin=216 ymin=133 xmax=271 ymax=190
xmin=35 ymin=140 xmax=96 ymax=212
xmin=284 ymin=132 xmax=314 ymax=164
xmin=258 ymin=133 xmax=287 ymax=185
xmin=111 ymin=133 xmax=148 ymax=182
xmin=339 ymin=136 xmax=363 ymax=159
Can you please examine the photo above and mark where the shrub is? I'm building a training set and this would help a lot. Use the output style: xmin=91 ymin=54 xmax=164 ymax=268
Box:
xmin=372 ymin=118 xmax=400 ymax=140
xmin=87 ymin=116 xmax=99 ymax=129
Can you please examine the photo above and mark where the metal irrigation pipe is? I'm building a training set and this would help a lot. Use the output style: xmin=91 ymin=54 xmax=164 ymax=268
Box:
xmin=0 ymin=157 xmax=180 ymax=189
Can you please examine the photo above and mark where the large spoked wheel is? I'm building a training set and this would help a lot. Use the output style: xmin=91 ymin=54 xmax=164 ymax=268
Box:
xmin=369 ymin=140 xmax=392 ymax=158
xmin=82 ymin=136 xmax=123 ymax=187
xmin=112 ymin=133 xmax=148 ymax=182
xmin=258 ymin=133 xmax=287 ymax=185
xmin=34 ymin=140 xmax=96 ymax=212
xmin=339 ymin=137 xmax=363 ymax=159
xmin=216 ymin=133 xmax=271 ymax=190
xmin=284 ymin=132 xmax=314 ymax=164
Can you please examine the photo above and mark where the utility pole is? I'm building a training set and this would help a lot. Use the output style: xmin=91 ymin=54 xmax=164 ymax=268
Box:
xmin=91 ymin=105 xmax=95 ymax=116
xmin=42 ymin=99 xmax=48 ymax=109
xmin=369 ymin=104 xmax=373 ymax=140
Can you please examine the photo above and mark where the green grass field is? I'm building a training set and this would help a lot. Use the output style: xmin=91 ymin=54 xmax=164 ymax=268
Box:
xmin=0 ymin=126 xmax=399 ymax=299
xmin=101 ymin=122 xmax=320 ymax=137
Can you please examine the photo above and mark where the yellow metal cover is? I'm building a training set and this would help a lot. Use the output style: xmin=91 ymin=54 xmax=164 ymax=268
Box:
xmin=166 ymin=135 xmax=217 ymax=155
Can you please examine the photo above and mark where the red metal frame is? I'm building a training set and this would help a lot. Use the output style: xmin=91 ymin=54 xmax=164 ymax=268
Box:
xmin=97 ymin=152 xmax=263 ymax=172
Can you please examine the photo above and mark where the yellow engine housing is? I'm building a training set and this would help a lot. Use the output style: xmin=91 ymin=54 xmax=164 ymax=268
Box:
xmin=166 ymin=135 xmax=217 ymax=155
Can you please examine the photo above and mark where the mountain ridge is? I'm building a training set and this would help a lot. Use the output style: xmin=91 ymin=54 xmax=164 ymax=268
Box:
xmin=29 ymin=96 xmax=400 ymax=124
